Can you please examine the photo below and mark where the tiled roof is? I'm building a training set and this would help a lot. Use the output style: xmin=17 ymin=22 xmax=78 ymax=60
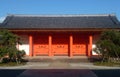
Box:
xmin=0 ymin=14 xmax=120 ymax=29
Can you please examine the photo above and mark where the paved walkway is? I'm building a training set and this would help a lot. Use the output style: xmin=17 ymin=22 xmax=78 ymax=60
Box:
xmin=17 ymin=69 xmax=97 ymax=77
xmin=0 ymin=61 xmax=120 ymax=77
xmin=0 ymin=61 xmax=120 ymax=69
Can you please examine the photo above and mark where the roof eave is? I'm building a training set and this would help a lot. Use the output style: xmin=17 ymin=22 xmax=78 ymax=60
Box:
xmin=3 ymin=28 xmax=120 ymax=32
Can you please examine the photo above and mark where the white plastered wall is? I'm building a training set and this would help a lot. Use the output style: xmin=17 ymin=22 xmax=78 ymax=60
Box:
xmin=92 ymin=34 xmax=100 ymax=55
xmin=18 ymin=35 xmax=29 ymax=55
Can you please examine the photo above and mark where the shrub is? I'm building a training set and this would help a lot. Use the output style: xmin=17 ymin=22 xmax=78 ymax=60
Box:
xmin=94 ymin=30 xmax=120 ymax=62
xmin=0 ymin=29 xmax=25 ymax=63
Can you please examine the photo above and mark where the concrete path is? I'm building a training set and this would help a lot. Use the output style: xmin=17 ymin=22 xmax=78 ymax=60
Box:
xmin=17 ymin=69 xmax=97 ymax=77
xmin=0 ymin=62 xmax=120 ymax=69
xmin=0 ymin=62 xmax=120 ymax=77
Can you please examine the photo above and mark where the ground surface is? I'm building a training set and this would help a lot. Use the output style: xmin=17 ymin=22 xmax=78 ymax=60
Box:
xmin=0 ymin=57 xmax=120 ymax=77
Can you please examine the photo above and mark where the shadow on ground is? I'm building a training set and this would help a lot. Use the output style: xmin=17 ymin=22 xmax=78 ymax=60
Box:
xmin=0 ymin=69 xmax=25 ymax=77
xmin=0 ymin=69 xmax=120 ymax=77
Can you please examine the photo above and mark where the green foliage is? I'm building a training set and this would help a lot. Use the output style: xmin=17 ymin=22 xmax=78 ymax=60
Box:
xmin=0 ymin=30 xmax=20 ymax=46
xmin=0 ymin=47 xmax=8 ymax=58
xmin=94 ymin=61 xmax=120 ymax=67
xmin=0 ymin=29 xmax=25 ymax=63
xmin=0 ymin=61 xmax=26 ymax=66
xmin=94 ymin=30 xmax=120 ymax=62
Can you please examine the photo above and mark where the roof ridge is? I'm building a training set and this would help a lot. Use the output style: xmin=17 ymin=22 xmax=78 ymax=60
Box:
xmin=7 ymin=14 xmax=115 ymax=17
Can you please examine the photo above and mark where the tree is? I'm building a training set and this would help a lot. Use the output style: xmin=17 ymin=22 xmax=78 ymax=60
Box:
xmin=94 ymin=30 xmax=120 ymax=62
xmin=0 ymin=29 xmax=25 ymax=63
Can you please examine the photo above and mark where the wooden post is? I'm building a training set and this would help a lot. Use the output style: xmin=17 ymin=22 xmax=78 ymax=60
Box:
xmin=29 ymin=35 xmax=33 ymax=57
xmin=70 ymin=35 xmax=73 ymax=57
xmin=49 ymin=35 xmax=52 ymax=56
xmin=88 ymin=35 xmax=92 ymax=57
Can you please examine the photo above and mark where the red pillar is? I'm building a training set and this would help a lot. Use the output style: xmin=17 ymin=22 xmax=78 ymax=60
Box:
xmin=70 ymin=35 xmax=73 ymax=57
xmin=29 ymin=35 xmax=33 ymax=57
xmin=88 ymin=35 xmax=92 ymax=57
xmin=49 ymin=35 xmax=52 ymax=56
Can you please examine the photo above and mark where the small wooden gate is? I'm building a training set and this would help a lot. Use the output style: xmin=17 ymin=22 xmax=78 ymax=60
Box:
xmin=52 ymin=35 xmax=69 ymax=56
xmin=73 ymin=36 xmax=88 ymax=55
xmin=33 ymin=33 xmax=88 ymax=56
xmin=34 ymin=35 xmax=49 ymax=56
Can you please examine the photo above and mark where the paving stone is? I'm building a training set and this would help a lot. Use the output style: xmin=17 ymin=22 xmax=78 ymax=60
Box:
xmin=17 ymin=69 xmax=97 ymax=77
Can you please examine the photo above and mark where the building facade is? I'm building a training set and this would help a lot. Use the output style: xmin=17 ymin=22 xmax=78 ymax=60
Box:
xmin=0 ymin=14 xmax=120 ymax=57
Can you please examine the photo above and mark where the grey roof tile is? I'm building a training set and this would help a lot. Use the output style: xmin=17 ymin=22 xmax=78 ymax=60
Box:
xmin=0 ymin=14 xmax=120 ymax=29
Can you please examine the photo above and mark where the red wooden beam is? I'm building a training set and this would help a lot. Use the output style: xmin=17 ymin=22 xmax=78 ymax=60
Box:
xmin=49 ymin=35 xmax=52 ymax=56
xmin=70 ymin=35 xmax=73 ymax=57
xmin=29 ymin=35 xmax=33 ymax=57
xmin=88 ymin=35 xmax=92 ymax=57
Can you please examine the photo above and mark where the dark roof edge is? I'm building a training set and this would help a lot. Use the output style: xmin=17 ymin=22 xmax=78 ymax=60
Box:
xmin=1 ymin=28 xmax=120 ymax=31
xmin=7 ymin=14 xmax=116 ymax=17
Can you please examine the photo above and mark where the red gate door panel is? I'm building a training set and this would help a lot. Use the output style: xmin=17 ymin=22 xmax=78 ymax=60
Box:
xmin=52 ymin=35 xmax=69 ymax=55
xmin=73 ymin=44 xmax=86 ymax=55
xmin=73 ymin=36 xmax=88 ymax=55
xmin=34 ymin=35 xmax=49 ymax=56
xmin=52 ymin=44 xmax=68 ymax=55
xmin=34 ymin=45 xmax=49 ymax=55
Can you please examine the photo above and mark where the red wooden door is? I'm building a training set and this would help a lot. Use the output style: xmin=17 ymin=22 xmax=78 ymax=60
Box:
xmin=52 ymin=35 xmax=69 ymax=55
xmin=73 ymin=36 xmax=88 ymax=55
xmin=34 ymin=35 xmax=49 ymax=56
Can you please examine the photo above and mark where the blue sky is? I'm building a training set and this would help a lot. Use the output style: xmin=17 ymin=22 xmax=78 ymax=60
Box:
xmin=0 ymin=0 xmax=120 ymax=22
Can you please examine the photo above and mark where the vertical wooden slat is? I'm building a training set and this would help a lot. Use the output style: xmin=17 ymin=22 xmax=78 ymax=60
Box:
xmin=49 ymin=35 xmax=52 ymax=56
xmin=70 ymin=35 xmax=73 ymax=57
xmin=29 ymin=35 xmax=33 ymax=57
xmin=88 ymin=35 xmax=92 ymax=57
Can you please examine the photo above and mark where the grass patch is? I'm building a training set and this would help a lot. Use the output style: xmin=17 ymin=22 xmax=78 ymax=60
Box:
xmin=0 ymin=58 xmax=28 ymax=66
xmin=94 ymin=61 xmax=120 ymax=67
xmin=0 ymin=62 xmax=27 ymax=66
